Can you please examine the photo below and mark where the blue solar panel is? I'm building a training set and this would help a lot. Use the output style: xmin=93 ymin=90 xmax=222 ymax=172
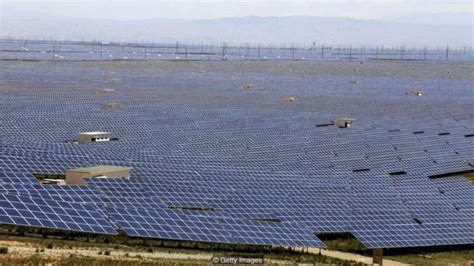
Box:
xmin=0 ymin=194 xmax=116 ymax=235
xmin=0 ymin=59 xmax=472 ymax=248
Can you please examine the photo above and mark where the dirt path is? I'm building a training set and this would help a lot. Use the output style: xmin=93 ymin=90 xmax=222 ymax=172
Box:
xmin=309 ymin=248 xmax=410 ymax=266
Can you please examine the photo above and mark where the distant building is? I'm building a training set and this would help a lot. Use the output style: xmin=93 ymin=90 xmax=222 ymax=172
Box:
xmin=240 ymin=83 xmax=255 ymax=90
xmin=282 ymin=96 xmax=297 ymax=102
xmin=407 ymin=90 xmax=422 ymax=96
xmin=65 ymin=165 xmax=132 ymax=185
xmin=333 ymin=118 xmax=356 ymax=128
xmin=77 ymin=132 xmax=111 ymax=144
xmin=100 ymin=103 xmax=120 ymax=110
xmin=96 ymin=88 xmax=115 ymax=94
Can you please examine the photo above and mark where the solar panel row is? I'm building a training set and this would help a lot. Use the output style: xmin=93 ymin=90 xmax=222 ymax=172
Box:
xmin=0 ymin=60 xmax=472 ymax=248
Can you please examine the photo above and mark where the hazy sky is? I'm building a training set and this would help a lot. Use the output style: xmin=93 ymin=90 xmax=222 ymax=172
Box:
xmin=3 ymin=0 xmax=473 ymax=20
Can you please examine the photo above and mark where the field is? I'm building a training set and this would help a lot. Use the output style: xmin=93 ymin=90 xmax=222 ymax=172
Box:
xmin=0 ymin=229 xmax=472 ymax=265
xmin=0 ymin=234 xmax=368 ymax=265
xmin=0 ymin=59 xmax=473 ymax=264
xmin=321 ymin=235 xmax=474 ymax=265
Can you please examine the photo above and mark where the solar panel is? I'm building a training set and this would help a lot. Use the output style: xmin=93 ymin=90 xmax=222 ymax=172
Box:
xmin=0 ymin=194 xmax=116 ymax=235
xmin=0 ymin=58 xmax=472 ymax=249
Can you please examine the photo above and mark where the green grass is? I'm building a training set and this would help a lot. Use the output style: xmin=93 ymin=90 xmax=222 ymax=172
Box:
xmin=319 ymin=234 xmax=474 ymax=265
xmin=386 ymin=249 xmax=474 ymax=266
xmin=322 ymin=237 xmax=369 ymax=254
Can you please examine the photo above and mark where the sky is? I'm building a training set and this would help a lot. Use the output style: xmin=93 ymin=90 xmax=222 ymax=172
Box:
xmin=2 ymin=0 xmax=473 ymax=21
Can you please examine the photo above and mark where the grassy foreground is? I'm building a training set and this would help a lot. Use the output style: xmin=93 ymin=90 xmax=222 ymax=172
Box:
xmin=386 ymin=249 xmax=474 ymax=266
xmin=322 ymin=235 xmax=474 ymax=266
xmin=0 ymin=234 xmax=364 ymax=265
xmin=1 ymin=232 xmax=473 ymax=265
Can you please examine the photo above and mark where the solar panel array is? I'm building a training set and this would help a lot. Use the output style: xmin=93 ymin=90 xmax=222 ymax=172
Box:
xmin=0 ymin=60 xmax=473 ymax=249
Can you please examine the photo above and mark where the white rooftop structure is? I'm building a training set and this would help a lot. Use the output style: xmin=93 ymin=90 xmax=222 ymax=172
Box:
xmin=333 ymin=118 xmax=356 ymax=128
xmin=77 ymin=132 xmax=111 ymax=144
xmin=65 ymin=165 xmax=132 ymax=185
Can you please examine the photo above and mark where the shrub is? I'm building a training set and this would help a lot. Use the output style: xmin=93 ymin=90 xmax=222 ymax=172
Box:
xmin=0 ymin=247 xmax=8 ymax=254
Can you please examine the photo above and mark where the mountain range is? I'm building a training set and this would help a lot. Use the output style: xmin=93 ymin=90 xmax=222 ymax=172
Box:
xmin=1 ymin=15 xmax=472 ymax=47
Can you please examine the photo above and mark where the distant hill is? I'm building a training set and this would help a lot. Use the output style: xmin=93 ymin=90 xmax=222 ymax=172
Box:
xmin=1 ymin=16 xmax=472 ymax=47
xmin=386 ymin=12 xmax=473 ymax=27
